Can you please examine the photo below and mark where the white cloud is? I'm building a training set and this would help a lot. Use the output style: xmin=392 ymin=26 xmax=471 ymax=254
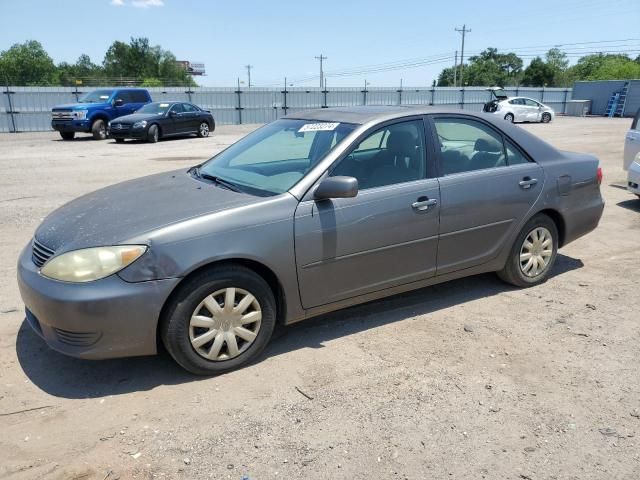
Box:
xmin=110 ymin=0 xmax=125 ymax=5
xmin=131 ymin=0 xmax=164 ymax=7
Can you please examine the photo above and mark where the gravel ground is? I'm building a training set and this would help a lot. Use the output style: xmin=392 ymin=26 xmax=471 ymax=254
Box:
xmin=0 ymin=117 xmax=638 ymax=480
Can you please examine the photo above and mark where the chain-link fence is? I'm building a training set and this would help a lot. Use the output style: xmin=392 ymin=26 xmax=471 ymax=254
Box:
xmin=1 ymin=85 xmax=572 ymax=132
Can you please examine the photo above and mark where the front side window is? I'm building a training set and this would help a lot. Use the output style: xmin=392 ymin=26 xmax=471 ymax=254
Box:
xmin=200 ymin=119 xmax=356 ymax=195
xmin=435 ymin=117 xmax=507 ymax=175
xmin=330 ymin=120 xmax=426 ymax=190
xmin=169 ymin=103 xmax=184 ymax=114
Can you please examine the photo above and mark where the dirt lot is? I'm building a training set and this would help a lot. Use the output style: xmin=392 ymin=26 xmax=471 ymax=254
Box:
xmin=0 ymin=117 xmax=638 ymax=480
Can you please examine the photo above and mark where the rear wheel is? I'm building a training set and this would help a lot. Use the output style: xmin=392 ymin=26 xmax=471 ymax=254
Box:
xmin=91 ymin=119 xmax=107 ymax=140
xmin=115 ymin=138 xmax=125 ymax=143
xmin=147 ymin=124 xmax=160 ymax=143
xmin=161 ymin=265 xmax=277 ymax=375
xmin=541 ymin=112 xmax=552 ymax=123
xmin=197 ymin=121 xmax=210 ymax=138
xmin=59 ymin=131 xmax=75 ymax=140
xmin=504 ymin=113 xmax=515 ymax=123
xmin=497 ymin=214 xmax=558 ymax=288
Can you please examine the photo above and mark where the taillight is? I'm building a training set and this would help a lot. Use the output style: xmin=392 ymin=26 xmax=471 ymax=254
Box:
xmin=596 ymin=167 xmax=603 ymax=185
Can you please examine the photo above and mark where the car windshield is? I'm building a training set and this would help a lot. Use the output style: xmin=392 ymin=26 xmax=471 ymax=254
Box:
xmin=199 ymin=119 xmax=357 ymax=196
xmin=137 ymin=103 xmax=172 ymax=115
xmin=79 ymin=90 xmax=114 ymax=103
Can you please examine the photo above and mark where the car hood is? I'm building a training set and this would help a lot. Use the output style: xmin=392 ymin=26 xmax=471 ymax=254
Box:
xmin=52 ymin=103 xmax=109 ymax=110
xmin=34 ymin=169 xmax=264 ymax=253
xmin=112 ymin=113 xmax=161 ymax=123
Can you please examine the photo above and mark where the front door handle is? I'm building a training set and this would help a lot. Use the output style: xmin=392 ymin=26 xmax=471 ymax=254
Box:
xmin=412 ymin=197 xmax=438 ymax=211
xmin=519 ymin=177 xmax=538 ymax=189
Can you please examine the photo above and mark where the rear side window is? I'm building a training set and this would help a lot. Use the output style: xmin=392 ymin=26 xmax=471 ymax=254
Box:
xmin=523 ymin=99 xmax=539 ymax=107
xmin=505 ymin=139 xmax=529 ymax=165
xmin=115 ymin=91 xmax=133 ymax=103
xmin=182 ymin=103 xmax=199 ymax=112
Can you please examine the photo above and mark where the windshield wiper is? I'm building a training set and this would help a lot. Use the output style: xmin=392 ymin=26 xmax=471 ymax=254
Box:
xmin=191 ymin=167 xmax=242 ymax=192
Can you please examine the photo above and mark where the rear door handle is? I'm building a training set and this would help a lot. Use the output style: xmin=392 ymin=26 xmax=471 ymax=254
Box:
xmin=519 ymin=177 xmax=538 ymax=189
xmin=412 ymin=197 xmax=438 ymax=211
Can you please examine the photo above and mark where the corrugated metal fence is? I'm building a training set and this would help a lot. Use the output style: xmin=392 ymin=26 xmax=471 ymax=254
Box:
xmin=0 ymin=85 xmax=572 ymax=133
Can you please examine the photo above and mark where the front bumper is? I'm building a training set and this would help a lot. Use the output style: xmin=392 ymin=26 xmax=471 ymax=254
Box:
xmin=108 ymin=126 xmax=147 ymax=140
xmin=628 ymin=161 xmax=640 ymax=195
xmin=51 ymin=119 xmax=91 ymax=133
xmin=17 ymin=244 xmax=180 ymax=359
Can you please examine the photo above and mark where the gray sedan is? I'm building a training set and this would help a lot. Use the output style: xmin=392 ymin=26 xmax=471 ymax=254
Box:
xmin=17 ymin=106 xmax=604 ymax=374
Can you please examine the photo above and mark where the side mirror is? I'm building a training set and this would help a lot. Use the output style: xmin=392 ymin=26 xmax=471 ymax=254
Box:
xmin=314 ymin=176 xmax=358 ymax=200
xmin=114 ymin=98 xmax=124 ymax=107
xmin=169 ymin=110 xmax=177 ymax=117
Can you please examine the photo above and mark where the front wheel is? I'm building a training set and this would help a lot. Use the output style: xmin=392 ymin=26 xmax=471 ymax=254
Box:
xmin=91 ymin=119 xmax=107 ymax=140
xmin=147 ymin=124 xmax=160 ymax=143
xmin=497 ymin=214 xmax=558 ymax=288
xmin=541 ymin=112 xmax=552 ymax=123
xmin=504 ymin=113 xmax=515 ymax=123
xmin=197 ymin=121 xmax=210 ymax=138
xmin=161 ymin=265 xmax=277 ymax=375
xmin=59 ymin=131 xmax=75 ymax=140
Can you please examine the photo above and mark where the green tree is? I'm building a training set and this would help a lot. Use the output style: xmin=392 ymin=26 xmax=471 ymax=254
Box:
xmin=0 ymin=40 xmax=56 ymax=85
xmin=567 ymin=53 xmax=640 ymax=81
xmin=439 ymin=48 xmax=523 ymax=87
xmin=522 ymin=57 xmax=556 ymax=87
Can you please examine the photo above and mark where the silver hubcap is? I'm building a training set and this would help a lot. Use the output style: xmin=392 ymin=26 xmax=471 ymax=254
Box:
xmin=519 ymin=227 xmax=553 ymax=277
xmin=189 ymin=287 xmax=262 ymax=361
xmin=200 ymin=123 xmax=209 ymax=136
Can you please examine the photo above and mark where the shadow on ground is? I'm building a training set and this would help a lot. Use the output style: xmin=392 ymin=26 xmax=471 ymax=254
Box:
xmin=617 ymin=198 xmax=640 ymax=212
xmin=16 ymin=254 xmax=583 ymax=399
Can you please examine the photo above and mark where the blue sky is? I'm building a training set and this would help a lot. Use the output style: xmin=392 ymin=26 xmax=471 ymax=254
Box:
xmin=1 ymin=0 xmax=639 ymax=87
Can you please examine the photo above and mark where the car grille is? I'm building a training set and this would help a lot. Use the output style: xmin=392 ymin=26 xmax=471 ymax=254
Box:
xmin=51 ymin=110 xmax=74 ymax=120
xmin=32 ymin=239 xmax=55 ymax=268
xmin=53 ymin=328 xmax=102 ymax=347
xmin=110 ymin=122 xmax=131 ymax=132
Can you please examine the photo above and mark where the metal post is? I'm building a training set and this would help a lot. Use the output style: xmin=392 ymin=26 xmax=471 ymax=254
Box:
xmin=4 ymin=81 xmax=16 ymax=133
xmin=362 ymin=80 xmax=368 ymax=105
xmin=460 ymin=87 xmax=465 ymax=110
xmin=453 ymin=51 xmax=458 ymax=87
xmin=322 ymin=77 xmax=328 ymax=108
xmin=235 ymin=77 xmax=243 ymax=125
xmin=398 ymin=78 xmax=403 ymax=105
xmin=563 ymin=88 xmax=569 ymax=114
xmin=541 ymin=86 xmax=545 ymax=104
xmin=430 ymin=86 xmax=435 ymax=106
xmin=74 ymin=82 xmax=79 ymax=102
xmin=282 ymin=77 xmax=288 ymax=115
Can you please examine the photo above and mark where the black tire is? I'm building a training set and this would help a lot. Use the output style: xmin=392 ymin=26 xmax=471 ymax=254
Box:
xmin=197 ymin=121 xmax=210 ymax=138
xmin=504 ymin=113 xmax=515 ymax=123
xmin=541 ymin=112 xmax=552 ymax=123
xmin=91 ymin=119 xmax=107 ymax=140
xmin=147 ymin=124 xmax=160 ymax=143
xmin=497 ymin=213 xmax=558 ymax=288
xmin=59 ymin=131 xmax=75 ymax=140
xmin=115 ymin=138 xmax=125 ymax=143
xmin=160 ymin=265 xmax=277 ymax=375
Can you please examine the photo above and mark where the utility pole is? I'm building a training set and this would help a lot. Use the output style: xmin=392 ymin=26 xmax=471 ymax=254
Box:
xmin=455 ymin=24 xmax=471 ymax=87
xmin=245 ymin=64 xmax=253 ymax=88
xmin=314 ymin=54 xmax=327 ymax=89
xmin=453 ymin=50 xmax=458 ymax=87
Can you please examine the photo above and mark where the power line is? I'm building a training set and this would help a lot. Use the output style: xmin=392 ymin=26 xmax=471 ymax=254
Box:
xmin=455 ymin=24 xmax=471 ymax=86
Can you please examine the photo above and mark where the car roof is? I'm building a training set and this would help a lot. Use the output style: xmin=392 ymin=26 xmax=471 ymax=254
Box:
xmin=285 ymin=105 xmax=482 ymax=125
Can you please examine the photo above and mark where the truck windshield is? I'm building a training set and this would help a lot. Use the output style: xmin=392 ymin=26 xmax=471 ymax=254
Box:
xmin=79 ymin=90 xmax=114 ymax=103
xmin=198 ymin=119 xmax=357 ymax=196
xmin=137 ymin=103 xmax=172 ymax=115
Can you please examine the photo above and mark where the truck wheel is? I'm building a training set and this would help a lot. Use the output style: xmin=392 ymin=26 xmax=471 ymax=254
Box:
xmin=147 ymin=124 xmax=160 ymax=143
xmin=59 ymin=132 xmax=75 ymax=140
xmin=91 ymin=119 xmax=107 ymax=140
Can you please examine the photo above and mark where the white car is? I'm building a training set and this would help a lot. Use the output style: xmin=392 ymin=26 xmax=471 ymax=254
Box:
xmin=483 ymin=87 xmax=555 ymax=124
xmin=624 ymin=109 xmax=640 ymax=199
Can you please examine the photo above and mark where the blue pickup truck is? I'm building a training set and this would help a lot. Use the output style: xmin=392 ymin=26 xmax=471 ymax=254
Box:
xmin=51 ymin=88 xmax=152 ymax=140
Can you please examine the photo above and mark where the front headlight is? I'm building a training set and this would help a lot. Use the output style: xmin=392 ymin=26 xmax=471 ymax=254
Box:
xmin=40 ymin=245 xmax=147 ymax=283
xmin=74 ymin=110 xmax=88 ymax=120
xmin=133 ymin=120 xmax=148 ymax=129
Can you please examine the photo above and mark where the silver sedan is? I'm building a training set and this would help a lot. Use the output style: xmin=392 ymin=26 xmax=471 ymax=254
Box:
xmin=18 ymin=106 xmax=604 ymax=374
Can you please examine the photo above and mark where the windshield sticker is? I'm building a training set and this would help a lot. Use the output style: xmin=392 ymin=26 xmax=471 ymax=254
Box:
xmin=298 ymin=122 xmax=339 ymax=132
xmin=159 ymin=103 xmax=170 ymax=107
xmin=100 ymin=95 xmax=109 ymax=99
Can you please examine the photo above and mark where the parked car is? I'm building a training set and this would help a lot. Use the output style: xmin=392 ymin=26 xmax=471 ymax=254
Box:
xmin=108 ymin=101 xmax=215 ymax=143
xmin=483 ymin=87 xmax=555 ymax=123
xmin=624 ymin=108 xmax=640 ymax=199
xmin=51 ymin=88 xmax=152 ymax=140
xmin=18 ymin=106 xmax=604 ymax=375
